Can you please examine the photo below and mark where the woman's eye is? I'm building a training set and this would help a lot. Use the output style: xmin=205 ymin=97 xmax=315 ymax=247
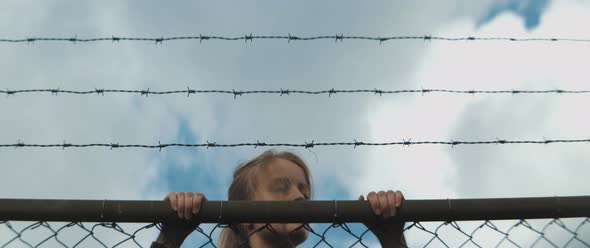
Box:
xmin=275 ymin=184 xmax=288 ymax=193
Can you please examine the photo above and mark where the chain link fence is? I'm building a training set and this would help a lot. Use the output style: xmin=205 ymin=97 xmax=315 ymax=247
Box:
xmin=1 ymin=197 xmax=589 ymax=247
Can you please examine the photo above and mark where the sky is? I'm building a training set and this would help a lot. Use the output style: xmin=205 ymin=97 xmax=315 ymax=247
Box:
xmin=0 ymin=0 xmax=589 ymax=247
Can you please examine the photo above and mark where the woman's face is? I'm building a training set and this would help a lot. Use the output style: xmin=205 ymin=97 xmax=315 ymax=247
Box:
xmin=250 ymin=158 xmax=310 ymax=245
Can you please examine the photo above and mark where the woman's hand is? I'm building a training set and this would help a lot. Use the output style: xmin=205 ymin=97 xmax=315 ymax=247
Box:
xmin=155 ymin=192 xmax=207 ymax=248
xmin=358 ymin=190 xmax=404 ymax=219
xmin=359 ymin=190 xmax=406 ymax=247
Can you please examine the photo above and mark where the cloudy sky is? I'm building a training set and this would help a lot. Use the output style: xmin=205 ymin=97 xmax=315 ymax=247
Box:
xmin=1 ymin=0 xmax=589 ymax=247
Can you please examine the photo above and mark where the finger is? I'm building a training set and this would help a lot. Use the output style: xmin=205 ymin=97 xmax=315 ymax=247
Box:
xmin=184 ymin=192 xmax=193 ymax=220
xmin=367 ymin=191 xmax=381 ymax=215
xmin=358 ymin=194 xmax=365 ymax=201
xmin=167 ymin=192 xmax=178 ymax=211
xmin=177 ymin=193 xmax=184 ymax=219
xmin=396 ymin=191 xmax=403 ymax=208
xmin=192 ymin=193 xmax=200 ymax=214
xmin=387 ymin=190 xmax=396 ymax=217
xmin=377 ymin=191 xmax=389 ymax=218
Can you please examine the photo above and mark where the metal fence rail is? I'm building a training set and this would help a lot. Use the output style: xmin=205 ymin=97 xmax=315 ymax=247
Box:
xmin=1 ymin=196 xmax=589 ymax=247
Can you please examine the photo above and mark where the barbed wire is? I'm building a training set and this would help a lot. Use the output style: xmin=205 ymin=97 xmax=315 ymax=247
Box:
xmin=1 ymin=34 xmax=589 ymax=45
xmin=1 ymin=88 xmax=589 ymax=98
xmin=2 ymin=138 xmax=589 ymax=150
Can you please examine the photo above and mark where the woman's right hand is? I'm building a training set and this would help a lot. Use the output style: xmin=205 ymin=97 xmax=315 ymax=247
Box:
xmin=157 ymin=192 xmax=207 ymax=246
xmin=164 ymin=192 xmax=207 ymax=221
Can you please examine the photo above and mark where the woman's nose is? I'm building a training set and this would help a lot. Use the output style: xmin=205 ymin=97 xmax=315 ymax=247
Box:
xmin=289 ymin=187 xmax=305 ymax=201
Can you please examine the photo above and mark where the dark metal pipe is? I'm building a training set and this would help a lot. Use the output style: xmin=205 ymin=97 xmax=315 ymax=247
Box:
xmin=0 ymin=196 xmax=588 ymax=223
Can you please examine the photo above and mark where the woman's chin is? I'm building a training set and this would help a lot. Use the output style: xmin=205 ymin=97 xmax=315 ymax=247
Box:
xmin=286 ymin=225 xmax=309 ymax=245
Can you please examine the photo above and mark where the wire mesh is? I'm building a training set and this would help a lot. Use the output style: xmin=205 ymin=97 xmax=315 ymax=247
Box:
xmin=1 ymin=218 xmax=589 ymax=247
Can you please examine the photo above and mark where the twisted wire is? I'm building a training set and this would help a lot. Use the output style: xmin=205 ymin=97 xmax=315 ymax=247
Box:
xmin=1 ymin=88 xmax=589 ymax=98
xmin=1 ymin=35 xmax=589 ymax=45
xmin=1 ymin=138 xmax=589 ymax=150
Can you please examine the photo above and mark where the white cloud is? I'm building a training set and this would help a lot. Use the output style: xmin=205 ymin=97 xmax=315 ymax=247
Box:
xmin=358 ymin=0 xmax=590 ymax=245
xmin=2 ymin=0 xmax=587 ymax=246
xmin=361 ymin=0 xmax=590 ymax=196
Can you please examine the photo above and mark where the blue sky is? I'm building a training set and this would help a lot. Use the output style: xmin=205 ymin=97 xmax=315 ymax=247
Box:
xmin=1 ymin=0 xmax=590 ymax=247
xmin=477 ymin=0 xmax=551 ymax=30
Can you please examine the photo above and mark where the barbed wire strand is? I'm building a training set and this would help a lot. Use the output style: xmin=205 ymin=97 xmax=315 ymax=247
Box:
xmin=1 ymin=88 xmax=589 ymax=98
xmin=1 ymin=35 xmax=590 ymax=45
xmin=1 ymin=138 xmax=590 ymax=150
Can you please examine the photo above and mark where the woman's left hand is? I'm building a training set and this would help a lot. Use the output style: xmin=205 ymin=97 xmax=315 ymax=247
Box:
xmin=358 ymin=190 xmax=404 ymax=219
xmin=359 ymin=190 xmax=406 ymax=247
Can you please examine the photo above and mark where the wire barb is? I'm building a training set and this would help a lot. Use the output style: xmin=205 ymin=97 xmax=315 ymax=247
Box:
xmin=158 ymin=141 xmax=165 ymax=152
xmin=199 ymin=34 xmax=209 ymax=44
xmin=232 ymin=89 xmax=243 ymax=99
xmin=69 ymin=35 xmax=78 ymax=45
xmin=5 ymin=89 xmax=15 ymax=96
xmin=288 ymin=33 xmax=299 ymax=43
xmin=186 ymin=86 xmax=196 ymax=98
xmin=280 ymin=88 xmax=290 ymax=96
xmin=374 ymin=88 xmax=383 ymax=96
xmin=95 ymin=88 xmax=105 ymax=96
xmin=140 ymin=88 xmax=150 ymax=97
xmin=15 ymin=140 xmax=24 ymax=148
xmin=245 ymin=33 xmax=253 ymax=43
xmin=62 ymin=141 xmax=72 ymax=150
xmin=206 ymin=140 xmax=217 ymax=149
xmin=353 ymin=139 xmax=365 ymax=149
xmin=254 ymin=140 xmax=267 ymax=149
xmin=328 ymin=88 xmax=336 ymax=98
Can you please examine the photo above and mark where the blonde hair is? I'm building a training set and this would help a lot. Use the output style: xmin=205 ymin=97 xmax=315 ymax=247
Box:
xmin=217 ymin=150 xmax=313 ymax=248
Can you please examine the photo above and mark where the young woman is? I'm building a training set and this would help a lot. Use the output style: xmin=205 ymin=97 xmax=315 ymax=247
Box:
xmin=152 ymin=150 xmax=405 ymax=247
